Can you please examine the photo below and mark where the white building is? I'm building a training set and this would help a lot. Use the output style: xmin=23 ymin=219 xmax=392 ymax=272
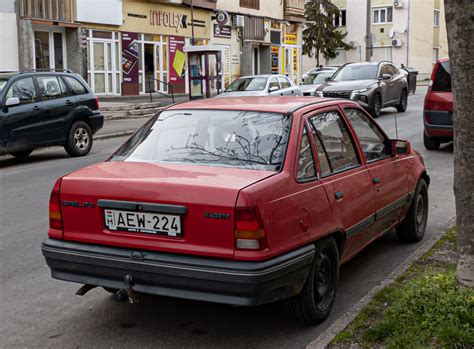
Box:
xmin=0 ymin=0 xmax=19 ymax=71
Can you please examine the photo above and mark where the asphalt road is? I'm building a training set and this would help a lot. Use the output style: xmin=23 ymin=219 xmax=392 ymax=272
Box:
xmin=0 ymin=87 xmax=456 ymax=348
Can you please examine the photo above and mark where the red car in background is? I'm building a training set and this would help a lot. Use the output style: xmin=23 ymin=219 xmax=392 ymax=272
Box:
xmin=424 ymin=58 xmax=453 ymax=150
xmin=42 ymin=97 xmax=429 ymax=325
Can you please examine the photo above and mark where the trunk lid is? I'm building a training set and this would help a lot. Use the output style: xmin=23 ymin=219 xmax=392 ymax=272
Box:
xmin=60 ymin=161 xmax=275 ymax=259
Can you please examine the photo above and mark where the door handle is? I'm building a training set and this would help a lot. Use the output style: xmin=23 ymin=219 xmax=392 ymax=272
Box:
xmin=32 ymin=106 xmax=41 ymax=111
xmin=373 ymin=177 xmax=381 ymax=184
xmin=65 ymin=100 xmax=74 ymax=105
xmin=334 ymin=191 xmax=344 ymax=200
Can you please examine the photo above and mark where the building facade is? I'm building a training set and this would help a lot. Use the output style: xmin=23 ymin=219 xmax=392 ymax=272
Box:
xmin=302 ymin=0 xmax=448 ymax=80
xmin=0 ymin=0 xmax=20 ymax=71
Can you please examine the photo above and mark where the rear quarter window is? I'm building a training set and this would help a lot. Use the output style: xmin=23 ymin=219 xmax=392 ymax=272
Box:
xmin=432 ymin=62 xmax=451 ymax=92
xmin=64 ymin=76 xmax=88 ymax=95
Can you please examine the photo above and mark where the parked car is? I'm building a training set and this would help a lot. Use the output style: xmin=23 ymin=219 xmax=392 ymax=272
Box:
xmin=300 ymin=71 xmax=335 ymax=96
xmin=0 ymin=69 xmax=103 ymax=158
xmin=423 ymin=58 xmax=453 ymax=150
xmin=302 ymin=66 xmax=339 ymax=82
xmin=215 ymin=75 xmax=301 ymax=98
xmin=315 ymin=62 xmax=409 ymax=118
xmin=42 ymin=96 xmax=429 ymax=325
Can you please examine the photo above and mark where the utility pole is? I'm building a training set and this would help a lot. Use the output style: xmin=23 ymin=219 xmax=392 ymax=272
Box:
xmin=190 ymin=0 xmax=196 ymax=45
xmin=365 ymin=0 xmax=372 ymax=61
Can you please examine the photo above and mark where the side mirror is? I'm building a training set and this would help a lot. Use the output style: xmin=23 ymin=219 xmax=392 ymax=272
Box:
xmin=5 ymin=97 xmax=20 ymax=108
xmin=382 ymin=73 xmax=391 ymax=80
xmin=388 ymin=139 xmax=411 ymax=155
xmin=269 ymin=85 xmax=279 ymax=92
xmin=325 ymin=77 xmax=331 ymax=82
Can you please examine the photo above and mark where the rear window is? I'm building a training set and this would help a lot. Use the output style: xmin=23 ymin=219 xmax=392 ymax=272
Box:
xmin=432 ymin=61 xmax=451 ymax=92
xmin=111 ymin=110 xmax=292 ymax=171
xmin=225 ymin=77 xmax=267 ymax=92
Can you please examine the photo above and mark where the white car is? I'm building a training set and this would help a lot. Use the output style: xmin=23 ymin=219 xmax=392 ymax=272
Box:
xmin=302 ymin=66 xmax=339 ymax=82
xmin=300 ymin=71 xmax=335 ymax=96
xmin=215 ymin=75 xmax=302 ymax=98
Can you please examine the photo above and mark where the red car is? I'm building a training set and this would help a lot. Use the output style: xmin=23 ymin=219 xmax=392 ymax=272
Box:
xmin=424 ymin=58 xmax=453 ymax=150
xmin=42 ymin=97 xmax=429 ymax=324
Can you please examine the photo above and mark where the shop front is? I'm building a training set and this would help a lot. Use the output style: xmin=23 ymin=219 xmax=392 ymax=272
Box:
xmin=82 ymin=2 xmax=211 ymax=96
xmin=281 ymin=23 xmax=302 ymax=84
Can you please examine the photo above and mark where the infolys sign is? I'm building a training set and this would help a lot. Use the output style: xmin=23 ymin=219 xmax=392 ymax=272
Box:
xmin=150 ymin=10 xmax=187 ymax=32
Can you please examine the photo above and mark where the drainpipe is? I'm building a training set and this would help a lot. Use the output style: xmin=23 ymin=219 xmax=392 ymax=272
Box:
xmin=365 ymin=0 xmax=372 ymax=61
xmin=406 ymin=0 xmax=410 ymax=66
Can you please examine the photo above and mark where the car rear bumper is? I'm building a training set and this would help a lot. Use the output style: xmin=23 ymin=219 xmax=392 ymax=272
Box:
xmin=89 ymin=111 xmax=104 ymax=134
xmin=424 ymin=125 xmax=453 ymax=138
xmin=41 ymin=238 xmax=315 ymax=306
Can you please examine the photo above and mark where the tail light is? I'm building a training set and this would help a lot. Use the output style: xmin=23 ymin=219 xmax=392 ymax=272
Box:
xmin=234 ymin=206 xmax=267 ymax=250
xmin=48 ymin=177 xmax=63 ymax=238
xmin=94 ymin=96 xmax=100 ymax=110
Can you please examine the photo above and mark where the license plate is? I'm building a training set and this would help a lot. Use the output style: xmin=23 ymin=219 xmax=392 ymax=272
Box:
xmin=104 ymin=209 xmax=182 ymax=237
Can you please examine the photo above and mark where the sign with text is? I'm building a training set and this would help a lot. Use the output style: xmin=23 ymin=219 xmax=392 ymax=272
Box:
xmin=214 ymin=24 xmax=231 ymax=38
xmin=121 ymin=32 xmax=139 ymax=84
xmin=169 ymin=35 xmax=186 ymax=93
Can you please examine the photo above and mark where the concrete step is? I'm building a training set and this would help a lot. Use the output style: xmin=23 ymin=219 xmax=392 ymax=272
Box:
xmin=127 ymin=107 xmax=162 ymax=116
xmin=106 ymin=112 xmax=157 ymax=120
xmin=99 ymin=101 xmax=161 ymax=112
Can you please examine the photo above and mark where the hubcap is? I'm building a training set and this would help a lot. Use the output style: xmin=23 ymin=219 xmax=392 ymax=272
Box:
xmin=74 ymin=128 xmax=89 ymax=150
xmin=375 ymin=97 xmax=381 ymax=114
xmin=402 ymin=92 xmax=407 ymax=108
xmin=314 ymin=249 xmax=335 ymax=310
xmin=415 ymin=194 xmax=426 ymax=231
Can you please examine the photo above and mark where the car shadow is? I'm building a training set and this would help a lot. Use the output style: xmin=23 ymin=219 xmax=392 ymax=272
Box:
xmin=0 ymin=151 xmax=71 ymax=169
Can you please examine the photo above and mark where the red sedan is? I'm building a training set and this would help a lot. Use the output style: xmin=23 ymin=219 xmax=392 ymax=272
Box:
xmin=42 ymin=97 xmax=429 ymax=324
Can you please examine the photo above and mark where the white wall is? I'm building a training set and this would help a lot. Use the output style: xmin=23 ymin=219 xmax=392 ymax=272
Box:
xmin=75 ymin=0 xmax=123 ymax=25
xmin=0 ymin=12 xmax=19 ymax=71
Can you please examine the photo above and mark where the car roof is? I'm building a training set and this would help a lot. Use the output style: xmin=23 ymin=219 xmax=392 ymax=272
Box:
xmin=166 ymin=96 xmax=343 ymax=114
xmin=237 ymin=74 xmax=287 ymax=79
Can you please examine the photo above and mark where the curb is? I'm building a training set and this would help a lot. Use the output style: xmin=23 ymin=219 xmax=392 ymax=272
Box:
xmin=95 ymin=131 xmax=136 ymax=140
xmin=306 ymin=218 xmax=456 ymax=349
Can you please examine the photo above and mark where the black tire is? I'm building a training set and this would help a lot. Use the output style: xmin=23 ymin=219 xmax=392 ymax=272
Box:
xmin=423 ymin=132 xmax=441 ymax=150
xmin=103 ymin=287 xmax=119 ymax=294
xmin=369 ymin=93 xmax=382 ymax=118
xmin=396 ymin=89 xmax=408 ymax=112
xmin=396 ymin=179 xmax=428 ymax=243
xmin=10 ymin=150 xmax=33 ymax=158
xmin=64 ymin=121 xmax=93 ymax=157
xmin=285 ymin=237 xmax=339 ymax=325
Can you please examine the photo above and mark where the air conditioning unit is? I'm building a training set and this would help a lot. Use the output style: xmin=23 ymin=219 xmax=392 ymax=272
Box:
xmin=392 ymin=39 xmax=403 ymax=47
xmin=232 ymin=15 xmax=244 ymax=28
xmin=393 ymin=1 xmax=404 ymax=8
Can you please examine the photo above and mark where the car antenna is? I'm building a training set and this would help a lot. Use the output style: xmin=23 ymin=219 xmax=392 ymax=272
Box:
xmin=394 ymin=110 xmax=399 ymax=139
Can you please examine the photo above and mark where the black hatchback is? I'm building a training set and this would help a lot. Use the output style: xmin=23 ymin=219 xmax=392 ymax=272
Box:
xmin=0 ymin=69 xmax=103 ymax=158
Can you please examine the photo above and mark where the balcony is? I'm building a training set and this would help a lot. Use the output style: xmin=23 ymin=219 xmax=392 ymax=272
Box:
xmin=19 ymin=0 xmax=74 ymax=23
xmin=284 ymin=0 xmax=305 ymax=22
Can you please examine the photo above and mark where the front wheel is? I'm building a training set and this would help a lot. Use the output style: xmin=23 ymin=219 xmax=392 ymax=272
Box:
xmin=396 ymin=89 xmax=408 ymax=112
xmin=285 ymin=237 xmax=339 ymax=325
xmin=369 ymin=94 xmax=382 ymax=118
xmin=64 ymin=121 xmax=93 ymax=157
xmin=396 ymin=179 xmax=428 ymax=242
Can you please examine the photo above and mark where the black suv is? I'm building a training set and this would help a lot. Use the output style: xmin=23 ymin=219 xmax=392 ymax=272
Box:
xmin=315 ymin=62 xmax=409 ymax=118
xmin=0 ymin=69 xmax=103 ymax=158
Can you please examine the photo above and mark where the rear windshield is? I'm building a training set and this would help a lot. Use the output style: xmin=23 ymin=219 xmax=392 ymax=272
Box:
xmin=111 ymin=110 xmax=292 ymax=171
xmin=225 ymin=77 xmax=267 ymax=92
xmin=432 ymin=61 xmax=451 ymax=92
xmin=304 ymin=72 xmax=333 ymax=85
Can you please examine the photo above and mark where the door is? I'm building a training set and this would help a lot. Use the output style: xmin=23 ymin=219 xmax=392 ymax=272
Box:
xmin=35 ymin=75 xmax=74 ymax=143
xmin=91 ymin=41 xmax=116 ymax=94
xmin=379 ymin=64 xmax=396 ymax=104
xmin=344 ymin=107 xmax=408 ymax=231
xmin=268 ymin=76 xmax=281 ymax=95
xmin=34 ymin=29 xmax=66 ymax=70
xmin=308 ymin=108 xmax=376 ymax=261
xmin=278 ymin=76 xmax=295 ymax=95
xmin=253 ymin=47 xmax=260 ymax=75
xmin=1 ymin=77 xmax=45 ymax=151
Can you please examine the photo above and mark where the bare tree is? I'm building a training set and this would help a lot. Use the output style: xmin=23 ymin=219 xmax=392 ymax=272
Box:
xmin=444 ymin=0 xmax=474 ymax=287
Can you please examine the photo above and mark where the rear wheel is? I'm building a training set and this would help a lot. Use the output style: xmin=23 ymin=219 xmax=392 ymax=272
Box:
xmin=397 ymin=179 xmax=428 ymax=242
xmin=369 ymin=93 xmax=382 ymax=118
xmin=285 ymin=237 xmax=339 ymax=325
xmin=423 ymin=133 xmax=441 ymax=150
xmin=10 ymin=150 xmax=33 ymax=158
xmin=65 ymin=121 xmax=93 ymax=157
xmin=396 ymin=89 xmax=408 ymax=112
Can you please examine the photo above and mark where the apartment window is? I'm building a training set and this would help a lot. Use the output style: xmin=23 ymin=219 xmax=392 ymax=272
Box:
xmin=240 ymin=0 xmax=259 ymax=10
xmin=373 ymin=7 xmax=393 ymax=24
xmin=434 ymin=10 xmax=440 ymax=27
xmin=334 ymin=9 xmax=346 ymax=27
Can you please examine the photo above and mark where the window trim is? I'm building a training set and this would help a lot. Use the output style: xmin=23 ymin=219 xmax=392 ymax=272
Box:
xmin=306 ymin=107 xmax=363 ymax=178
xmin=341 ymin=106 xmax=392 ymax=164
xmin=372 ymin=6 xmax=393 ymax=24
xmin=294 ymin=123 xmax=319 ymax=183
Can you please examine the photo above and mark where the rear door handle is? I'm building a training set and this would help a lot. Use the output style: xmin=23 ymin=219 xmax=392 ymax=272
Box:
xmin=373 ymin=177 xmax=381 ymax=184
xmin=334 ymin=191 xmax=344 ymax=200
xmin=65 ymin=100 xmax=74 ymax=105
xmin=32 ymin=106 xmax=41 ymax=111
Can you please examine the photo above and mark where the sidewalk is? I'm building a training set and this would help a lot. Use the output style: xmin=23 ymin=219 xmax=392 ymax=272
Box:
xmin=95 ymin=117 xmax=150 ymax=140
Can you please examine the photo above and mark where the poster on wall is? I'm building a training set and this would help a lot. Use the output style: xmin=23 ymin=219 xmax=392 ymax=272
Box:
xmin=169 ymin=35 xmax=186 ymax=93
xmin=121 ymin=32 xmax=139 ymax=85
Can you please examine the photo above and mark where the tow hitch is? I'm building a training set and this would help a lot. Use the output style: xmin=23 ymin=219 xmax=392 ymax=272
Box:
xmin=123 ymin=274 xmax=140 ymax=304
xmin=75 ymin=274 xmax=140 ymax=303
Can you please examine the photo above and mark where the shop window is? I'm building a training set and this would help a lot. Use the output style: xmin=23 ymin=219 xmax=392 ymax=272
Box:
xmin=92 ymin=31 xmax=113 ymax=39
xmin=270 ymin=31 xmax=281 ymax=45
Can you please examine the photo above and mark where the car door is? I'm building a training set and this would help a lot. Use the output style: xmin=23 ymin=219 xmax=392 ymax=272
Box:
xmin=308 ymin=107 xmax=376 ymax=262
xmin=267 ymin=76 xmax=282 ymax=96
xmin=343 ymin=107 xmax=408 ymax=233
xmin=379 ymin=64 xmax=396 ymax=104
xmin=35 ymin=75 xmax=75 ymax=143
xmin=1 ymin=77 xmax=46 ymax=152
xmin=388 ymin=64 xmax=406 ymax=103
xmin=278 ymin=76 xmax=295 ymax=95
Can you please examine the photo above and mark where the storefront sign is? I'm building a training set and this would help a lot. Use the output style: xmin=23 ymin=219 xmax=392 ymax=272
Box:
xmin=169 ymin=35 xmax=186 ymax=93
xmin=121 ymin=32 xmax=139 ymax=84
xmin=150 ymin=10 xmax=187 ymax=33
xmin=214 ymin=24 xmax=231 ymax=38
xmin=285 ymin=33 xmax=297 ymax=45
xmin=271 ymin=46 xmax=279 ymax=74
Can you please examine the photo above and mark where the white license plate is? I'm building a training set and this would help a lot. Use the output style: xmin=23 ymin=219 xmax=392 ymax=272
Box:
xmin=104 ymin=209 xmax=182 ymax=237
